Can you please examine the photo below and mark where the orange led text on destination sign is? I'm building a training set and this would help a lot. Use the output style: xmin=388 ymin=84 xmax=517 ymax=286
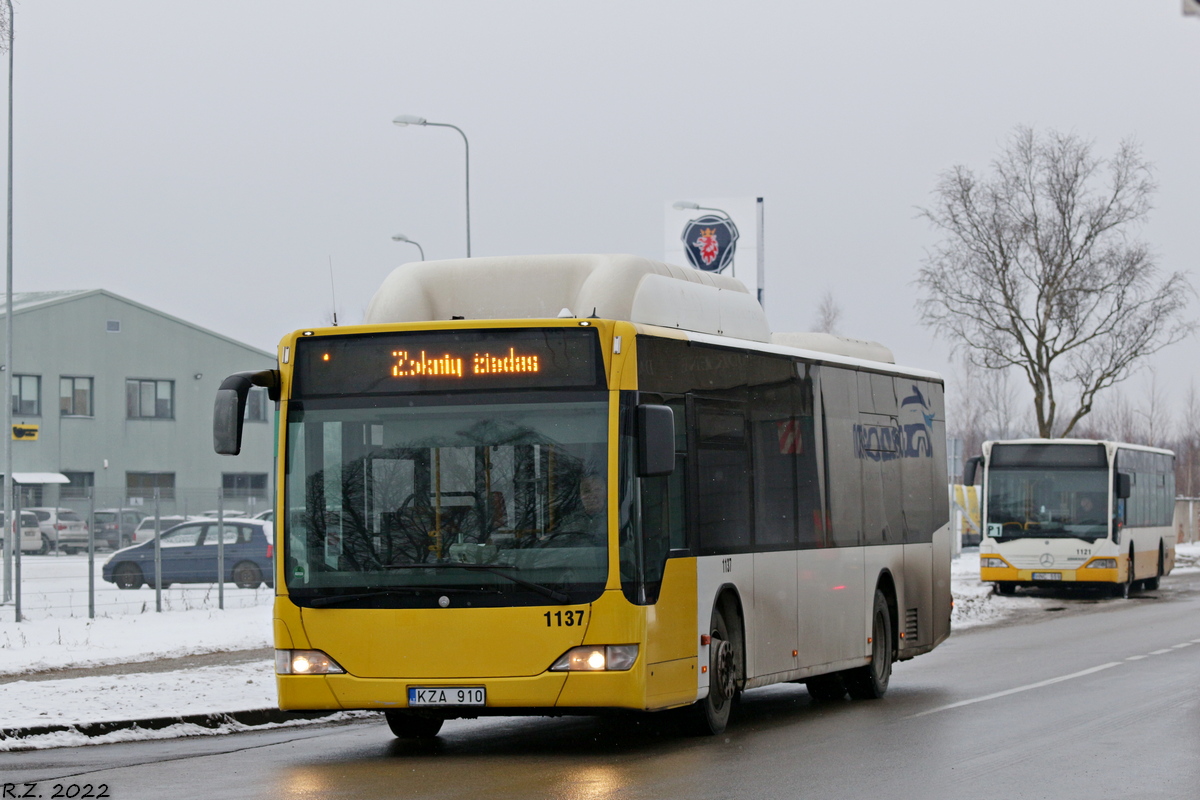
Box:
xmin=389 ymin=347 xmax=539 ymax=379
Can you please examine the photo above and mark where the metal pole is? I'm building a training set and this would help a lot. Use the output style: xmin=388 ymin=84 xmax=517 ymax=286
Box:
xmin=2 ymin=0 xmax=14 ymax=606
xmin=217 ymin=487 xmax=224 ymax=610
xmin=153 ymin=488 xmax=161 ymax=612
xmin=87 ymin=489 xmax=94 ymax=619
xmin=425 ymin=122 xmax=470 ymax=257
xmin=13 ymin=479 xmax=20 ymax=621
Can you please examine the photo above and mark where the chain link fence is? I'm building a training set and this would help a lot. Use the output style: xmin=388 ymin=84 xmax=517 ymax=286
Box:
xmin=1 ymin=487 xmax=275 ymax=622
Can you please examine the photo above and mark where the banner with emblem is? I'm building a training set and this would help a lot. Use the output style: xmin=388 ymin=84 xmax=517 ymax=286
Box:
xmin=664 ymin=197 xmax=764 ymax=308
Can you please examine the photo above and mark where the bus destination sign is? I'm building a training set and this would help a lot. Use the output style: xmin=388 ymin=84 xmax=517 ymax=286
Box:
xmin=294 ymin=328 xmax=602 ymax=397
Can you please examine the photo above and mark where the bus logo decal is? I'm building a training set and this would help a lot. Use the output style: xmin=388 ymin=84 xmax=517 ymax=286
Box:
xmin=681 ymin=214 xmax=739 ymax=273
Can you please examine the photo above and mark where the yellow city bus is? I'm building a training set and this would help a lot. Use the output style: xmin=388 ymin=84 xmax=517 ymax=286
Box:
xmin=214 ymin=254 xmax=951 ymax=737
xmin=970 ymin=439 xmax=1175 ymax=597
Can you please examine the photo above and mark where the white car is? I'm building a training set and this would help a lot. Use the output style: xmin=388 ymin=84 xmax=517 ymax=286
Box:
xmin=4 ymin=510 xmax=45 ymax=554
xmin=27 ymin=507 xmax=90 ymax=554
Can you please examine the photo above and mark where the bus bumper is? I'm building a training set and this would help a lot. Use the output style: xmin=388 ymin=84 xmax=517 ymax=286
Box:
xmin=981 ymin=566 xmax=1119 ymax=584
xmin=277 ymin=665 xmax=656 ymax=712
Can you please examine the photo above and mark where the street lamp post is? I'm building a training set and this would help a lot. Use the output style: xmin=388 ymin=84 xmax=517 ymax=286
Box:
xmin=393 ymin=115 xmax=470 ymax=258
xmin=391 ymin=234 xmax=425 ymax=261
xmin=672 ymin=200 xmax=732 ymax=220
xmin=3 ymin=0 xmax=14 ymax=606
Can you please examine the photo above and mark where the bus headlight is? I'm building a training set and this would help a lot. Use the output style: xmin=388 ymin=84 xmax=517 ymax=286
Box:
xmin=549 ymin=645 xmax=639 ymax=672
xmin=1085 ymin=558 xmax=1117 ymax=569
xmin=276 ymin=649 xmax=345 ymax=675
xmin=980 ymin=557 xmax=1008 ymax=569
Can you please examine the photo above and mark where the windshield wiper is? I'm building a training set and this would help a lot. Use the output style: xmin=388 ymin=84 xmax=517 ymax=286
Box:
xmin=383 ymin=562 xmax=571 ymax=604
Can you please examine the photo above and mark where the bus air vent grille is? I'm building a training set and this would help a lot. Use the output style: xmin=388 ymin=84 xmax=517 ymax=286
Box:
xmin=905 ymin=608 xmax=919 ymax=640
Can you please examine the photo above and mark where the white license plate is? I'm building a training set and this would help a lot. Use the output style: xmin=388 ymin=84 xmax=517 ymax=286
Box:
xmin=408 ymin=686 xmax=486 ymax=707
xmin=1031 ymin=572 xmax=1062 ymax=581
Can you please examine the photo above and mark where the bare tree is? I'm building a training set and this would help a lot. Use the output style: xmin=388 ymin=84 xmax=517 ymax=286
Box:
xmin=917 ymin=126 xmax=1194 ymax=438
xmin=811 ymin=290 xmax=842 ymax=335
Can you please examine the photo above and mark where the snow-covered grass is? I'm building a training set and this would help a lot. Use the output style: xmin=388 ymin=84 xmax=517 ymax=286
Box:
xmin=4 ymin=552 xmax=272 ymax=621
xmin=2 ymin=543 xmax=1198 ymax=750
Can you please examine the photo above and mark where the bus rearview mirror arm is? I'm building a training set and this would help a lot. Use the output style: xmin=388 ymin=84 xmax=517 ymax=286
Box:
xmin=214 ymin=369 xmax=280 ymax=456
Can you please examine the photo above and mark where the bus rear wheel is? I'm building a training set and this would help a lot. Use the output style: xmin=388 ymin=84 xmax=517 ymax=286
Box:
xmin=1143 ymin=544 xmax=1164 ymax=591
xmin=384 ymin=710 xmax=444 ymax=739
xmin=683 ymin=604 xmax=740 ymax=735
xmin=844 ymin=590 xmax=893 ymax=700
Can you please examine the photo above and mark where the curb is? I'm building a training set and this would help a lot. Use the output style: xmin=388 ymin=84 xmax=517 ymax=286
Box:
xmin=0 ymin=708 xmax=351 ymax=743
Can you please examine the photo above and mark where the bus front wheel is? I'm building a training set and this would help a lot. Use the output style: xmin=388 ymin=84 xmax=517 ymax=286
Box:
xmin=684 ymin=604 xmax=740 ymax=735
xmin=384 ymin=710 xmax=444 ymax=739
xmin=844 ymin=590 xmax=893 ymax=700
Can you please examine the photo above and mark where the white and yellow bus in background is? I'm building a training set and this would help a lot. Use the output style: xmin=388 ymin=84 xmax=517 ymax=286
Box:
xmin=214 ymin=254 xmax=951 ymax=738
xmin=969 ymin=439 xmax=1175 ymax=597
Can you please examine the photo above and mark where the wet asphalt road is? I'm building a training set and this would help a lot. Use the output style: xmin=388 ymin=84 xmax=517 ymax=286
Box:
xmin=3 ymin=572 xmax=1199 ymax=800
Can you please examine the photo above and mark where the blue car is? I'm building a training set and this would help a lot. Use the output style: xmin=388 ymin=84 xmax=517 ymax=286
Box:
xmin=103 ymin=519 xmax=274 ymax=590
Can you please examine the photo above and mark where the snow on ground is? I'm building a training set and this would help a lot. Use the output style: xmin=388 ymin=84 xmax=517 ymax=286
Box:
xmin=0 ymin=554 xmax=273 ymax=675
xmin=2 ymin=544 xmax=1198 ymax=749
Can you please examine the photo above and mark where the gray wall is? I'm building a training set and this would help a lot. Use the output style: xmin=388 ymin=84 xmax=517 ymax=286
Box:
xmin=1 ymin=291 xmax=275 ymax=508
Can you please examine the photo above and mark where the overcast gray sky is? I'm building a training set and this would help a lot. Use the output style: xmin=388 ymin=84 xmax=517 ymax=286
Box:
xmin=6 ymin=1 xmax=1199 ymax=423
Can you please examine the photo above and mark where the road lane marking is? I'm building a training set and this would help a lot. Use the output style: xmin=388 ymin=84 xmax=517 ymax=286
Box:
xmin=1172 ymin=643 xmax=1192 ymax=649
xmin=1149 ymin=649 xmax=1173 ymax=655
xmin=1126 ymin=655 xmax=1146 ymax=661
xmin=909 ymin=663 xmax=1122 ymax=718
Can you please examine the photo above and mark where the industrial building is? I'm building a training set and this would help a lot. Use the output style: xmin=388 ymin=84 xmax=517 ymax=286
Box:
xmin=1 ymin=290 xmax=275 ymax=515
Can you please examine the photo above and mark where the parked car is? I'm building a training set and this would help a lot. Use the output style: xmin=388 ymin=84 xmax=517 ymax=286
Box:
xmin=27 ymin=507 xmax=90 ymax=554
xmin=251 ymin=509 xmax=273 ymax=522
xmin=3 ymin=510 xmax=46 ymax=554
xmin=129 ymin=515 xmax=198 ymax=545
xmin=198 ymin=510 xmax=248 ymax=519
xmin=102 ymin=519 xmax=274 ymax=590
xmin=93 ymin=508 xmax=145 ymax=550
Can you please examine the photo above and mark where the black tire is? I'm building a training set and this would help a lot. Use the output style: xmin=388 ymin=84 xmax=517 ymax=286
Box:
xmin=805 ymin=673 xmax=847 ymax=703
xmin=384 ymin=710 xmax=444 ymax=739
xmin=844 ymin=590 xmax=893 ymax=700
xmin=683 ymin=602 xmax=741 ymax=735
xmin=37 ymin=534 xmax=50 ymax=555
xmin=232 ymin=561 xmax=263 ymax=589
xmin=995 ymin=582 xmax=1016 ymax=596
xmin=114 ymin=563 xmax=144 ymax=590
xmin=1143 ymin=544 xmax=1163 ymax=591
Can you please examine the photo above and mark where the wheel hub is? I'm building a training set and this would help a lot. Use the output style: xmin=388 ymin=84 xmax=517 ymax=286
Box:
xmin=712 ymin=639 xmax=736 ymax=701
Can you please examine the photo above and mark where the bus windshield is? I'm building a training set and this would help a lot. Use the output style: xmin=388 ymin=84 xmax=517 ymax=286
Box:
xmin=283 ymin=392 xmax=610 ymax=607
xmin=986 ymin=467 xmax=1110 ymax=542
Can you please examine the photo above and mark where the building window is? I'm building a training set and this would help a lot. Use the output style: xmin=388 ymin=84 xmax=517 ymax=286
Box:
xmin=60 ymin=377 xmax=94 ymax=417
xmin=126 ymin=379 xmax=174 ymax=419
xmin=245 ymin=387 xmax=268 ymax=422
xmin=61 ymin=471 xmax=95 ymax=499
xmin=12 ymin=374 xmax=40 ymax=416
xmin=222 ymin=473 xmax=269 ymax=499
xmin=126 ymin=472 xmax=175 ymax=500
xmin=106 ymin=320 xmax=121 ymax=333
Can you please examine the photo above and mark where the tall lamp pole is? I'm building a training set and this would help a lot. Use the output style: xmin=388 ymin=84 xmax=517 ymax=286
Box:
xmin=3 ymin=0 xmax=14 ymax=605
xmin=390 ymin=234 xmax=425 ymax=261
xmin=392 ymin=115 xmax=470 ymax=257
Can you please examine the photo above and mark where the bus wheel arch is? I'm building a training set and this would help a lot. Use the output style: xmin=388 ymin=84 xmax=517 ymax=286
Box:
xmin=873 ymin=571 xmax=899 ymax=661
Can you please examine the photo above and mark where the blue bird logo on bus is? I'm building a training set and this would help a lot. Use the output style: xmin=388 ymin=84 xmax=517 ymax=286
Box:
xmin=854 ymin=384 xmax=935 ymax=461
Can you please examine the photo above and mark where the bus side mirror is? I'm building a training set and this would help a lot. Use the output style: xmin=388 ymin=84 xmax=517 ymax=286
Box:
xmin=1116 ymin=473 xmax=1131 ymax=500
xmin=637 ymin=404 xmax=675 ymax=477
xmin=214 ymin=370 xmax=280 ymax=456
xmin=963 ymin=456 xmax=981 ymax=486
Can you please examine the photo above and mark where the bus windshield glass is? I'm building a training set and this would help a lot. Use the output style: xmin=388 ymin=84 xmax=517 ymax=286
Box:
xmin=986 ymin=449 xmax=1111 ymax=542
xmin=283 ymin=392 xmax=610 ymax=608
